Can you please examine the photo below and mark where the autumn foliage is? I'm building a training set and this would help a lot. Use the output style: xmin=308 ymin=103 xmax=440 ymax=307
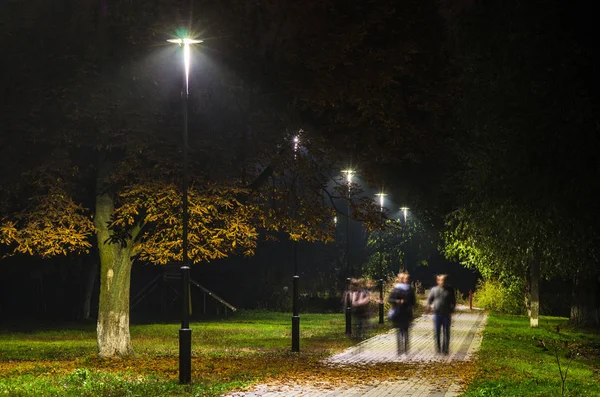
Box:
xmin=0 ymin=185 xmax=94 ymax=257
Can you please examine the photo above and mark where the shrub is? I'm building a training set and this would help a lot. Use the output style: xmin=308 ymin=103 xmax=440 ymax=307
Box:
xmin=455 ymin=288 xmax=467 ymax=305
xmin=473 ymin=278 xmax=525 ymax=314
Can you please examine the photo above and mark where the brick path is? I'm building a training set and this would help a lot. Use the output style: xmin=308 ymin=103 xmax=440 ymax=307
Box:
xmin=225 ymin=307 xmax=487 ymax=397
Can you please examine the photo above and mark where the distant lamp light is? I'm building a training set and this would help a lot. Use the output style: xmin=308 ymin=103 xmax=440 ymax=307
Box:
xmin=341 ymin=169 xmax=356 ymax=184
xmin=375 ymin=192 xmax=387 ymax=211
xmin=293 ymin=135 xmax=300 ymax=156
xmin=334 ymin=216 xmax=338 ymax=225
xmin=400 ymin=207 xmax=409 ymax=222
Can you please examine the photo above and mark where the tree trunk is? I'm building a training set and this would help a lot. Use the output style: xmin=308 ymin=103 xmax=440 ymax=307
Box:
xmin=530 ymin=260 xmax=540 ymax=328
xmin=95 ymin=191 xmax=134 ymax=357
xmin=94 ymin=150 xmax=135 ymax=357
xmin=90 ymin=0 xmax=136 ymax=356
xmin=524 ymin=271 xmax=531 ymax=317
xmin=570 ymin=270 xmax=600 ymax=328
xmin=81 ymin=258 xmax=99 ymax=321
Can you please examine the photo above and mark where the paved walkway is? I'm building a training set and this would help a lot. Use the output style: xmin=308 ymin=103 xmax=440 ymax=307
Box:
xmin=225 ymin=307 xmax=487 ymax=397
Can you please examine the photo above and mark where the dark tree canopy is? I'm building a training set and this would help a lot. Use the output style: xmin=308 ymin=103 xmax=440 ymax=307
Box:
xmin=442 ymin=0 xmax=599 ymax=325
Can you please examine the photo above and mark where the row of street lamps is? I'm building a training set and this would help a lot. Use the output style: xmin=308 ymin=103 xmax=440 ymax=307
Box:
xmin=167 ymin=34 xmax=410 ymax=382
xmin=338 ymin=170 xmax=409 ymax=334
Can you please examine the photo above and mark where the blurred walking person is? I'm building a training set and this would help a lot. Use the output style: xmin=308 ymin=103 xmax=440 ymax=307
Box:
xmin=388 ymin=272 xmax=416 ymax=355
xmin=427 ymin=274 xmax=456 ymax=355
xmin=349 ymin=278 xmax=371 ymax=341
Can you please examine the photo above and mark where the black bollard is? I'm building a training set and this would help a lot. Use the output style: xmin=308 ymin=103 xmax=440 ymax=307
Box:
xmin=292 ymin=275 xmax=300 ymax=352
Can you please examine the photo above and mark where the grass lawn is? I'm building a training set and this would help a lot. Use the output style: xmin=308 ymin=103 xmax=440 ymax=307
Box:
xmin=464 ymin=313 xmax=600 ymax=397
xmin=0 ymin=311 xmax=388 ymax=396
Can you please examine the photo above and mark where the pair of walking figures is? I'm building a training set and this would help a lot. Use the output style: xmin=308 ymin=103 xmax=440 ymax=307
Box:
xmin=388 ymin=273 xmax=456 ymax=355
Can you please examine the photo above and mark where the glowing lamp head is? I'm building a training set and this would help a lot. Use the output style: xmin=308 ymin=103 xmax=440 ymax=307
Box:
xmin=341 ymin=169 xmax=356 ymax=184
xmin=375 ymin=192 xmax=387 ymax=209
xmin=400 ymin=207 xmax=409 ymax=222
xmin=292 ymin=135 xmax=300 ymax=156
xmin=167 ymin=37 xmax=203 ymax=95
xmin=167 ymin=38 xmax=203 ymax=45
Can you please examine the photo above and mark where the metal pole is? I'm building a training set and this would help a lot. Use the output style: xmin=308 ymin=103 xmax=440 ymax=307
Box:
xmin=469 ymin=289 xmax=473 ymax=311
xmin=345 ymin=198 xmax=352 ymax=335
xmin=179 ymin=46 xmax=192 ymax=385
xmin=378 ymin=252 xmax=384 ymax=324
xmin=291 ymin=144 xmax=300 ymax=351
xmin=292 ymin=242 xmax=300 ymax=352
xmin=180 ymin=266 xmax=191 ymax=383
xmin=345 ymin=277 xmax=352 ymax=335
xmin=376 ymin=194 xmax=385 ymax=324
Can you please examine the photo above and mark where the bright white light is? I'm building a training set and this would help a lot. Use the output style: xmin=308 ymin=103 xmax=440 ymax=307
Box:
xmin=293 ymin=135 xmax=300 ymax=157
xmin=167 ymin=38 xmax=203 ymax=95
xmin=375 ymin=193 xmax=387 ymax=210
xmin=400 ymin=207 xmax=409 ymax=222
xmin=334 ymin=216 xmax=338 ymax=225
xmin=167 ymin=38 xmax=203 ymax=45
xmin=341 ymin=169 xmax=355 ymax=184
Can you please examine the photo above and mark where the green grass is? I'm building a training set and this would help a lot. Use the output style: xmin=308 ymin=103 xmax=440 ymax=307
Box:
xmin=464 ymin=313 xmax=600 ymax=397
xmin=0 ymin=311 xmax=385 ymax=396
xmin=0 ymin=372 xmax=247 ymax=397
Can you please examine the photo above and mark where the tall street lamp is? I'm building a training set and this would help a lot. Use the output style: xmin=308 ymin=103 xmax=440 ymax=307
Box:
xmin=374 ymin=192 xmax=387 ymax=324
xmin=291 ymin=134 xmax=301 ymax=352
xmin=167 ymin=35 xmax=203 ymax=385
xmin=341 ymin=168 xmax=355 ymax=335
xmin=399 ymin=207 xmax=409 ymax=272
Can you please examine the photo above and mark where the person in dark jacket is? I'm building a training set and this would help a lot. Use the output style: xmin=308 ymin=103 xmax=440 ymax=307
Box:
xmin=427 ymin=274 xmax=456 ymax=355
xmin=388 ymin=272 xmax=416 ymax=355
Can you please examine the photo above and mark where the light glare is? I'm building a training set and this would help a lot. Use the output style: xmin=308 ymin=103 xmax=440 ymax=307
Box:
xmin=167 ymin=37 xmax=203 ymax=95
xmin=293 ymin=135 xmax=300 ymax=157
xmin=184 ymin=42 xmax=191 ymax=94
xmin=341 ymin=169 xmax=355 ymax=184
xmin=167 ymin=38 xmax=203 ymax=45
xmin=375 ymin=192 xmax=387 ymax=210
xmin=400 ymin=207 xmax=409 ymax=222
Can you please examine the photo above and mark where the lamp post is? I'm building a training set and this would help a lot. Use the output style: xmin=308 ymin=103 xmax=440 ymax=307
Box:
xmin=341 ymin=168 xmax=355 ymax=335
xmin=291 ymin=135 xmax=300 ymax=352
xmin=399 ymin=207 xmax=409 ymax=272
xmin=167 ymin=35 xmax=203 ymax=385
xmin=374 ymin=192 xmax=387 ymax=324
